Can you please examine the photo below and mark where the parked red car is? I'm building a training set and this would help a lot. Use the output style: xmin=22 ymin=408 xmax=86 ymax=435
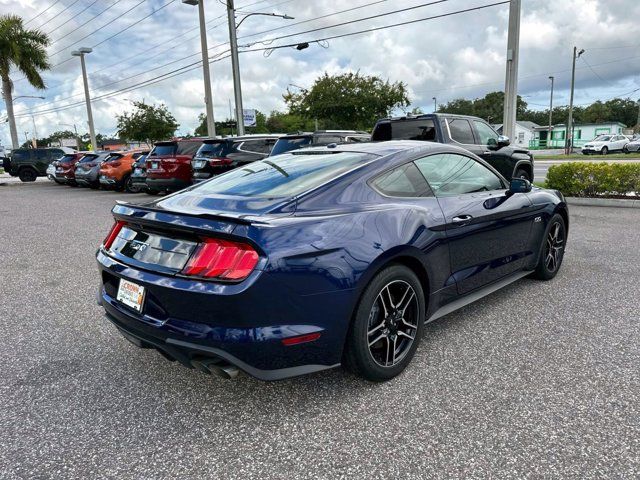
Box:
xmin=53 ymin=152 xmax=86 ymax=186
xmin=145 ymin=138 xmax=205 ymax=194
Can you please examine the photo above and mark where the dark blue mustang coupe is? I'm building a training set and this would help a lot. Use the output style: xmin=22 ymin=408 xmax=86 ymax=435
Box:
xmin=96 ymin=141 xmax=568 ymax=381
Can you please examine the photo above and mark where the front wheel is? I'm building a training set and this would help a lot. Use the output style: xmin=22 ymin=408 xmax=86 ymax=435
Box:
xmin=344 ymin=264 xmax=425 ymax=382
xmin=530 ymin=213 xmax=566 ymax=281
xmin=601 ymin=146 xmax=608 ymax=155
xmin=623 ymin=145 xmax=629 ymax=154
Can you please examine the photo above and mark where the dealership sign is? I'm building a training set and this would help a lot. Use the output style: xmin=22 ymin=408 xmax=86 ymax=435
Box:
xmin=243 ymin=109 xmax=257 ymax=127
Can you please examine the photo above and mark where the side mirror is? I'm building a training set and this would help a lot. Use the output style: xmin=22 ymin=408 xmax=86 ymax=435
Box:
xmin=497 ymin=135 xmax=510 ymax=147
xmin=508 ymin=177 xmax=532 ymax=195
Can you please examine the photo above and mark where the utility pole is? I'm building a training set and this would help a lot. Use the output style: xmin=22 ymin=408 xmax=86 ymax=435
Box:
xmin=183 ymin=0 xmax=216 ymax=137
xmin=548 ymin=76 xmax=554 ymax=148
xmin=432 ymin=97 xmax=437 ymax=112
xmin=565 ymin=46 xmax=584 ymax=154
xmin=226 ymin=2 xmax=293 ymax=136
xmin=72 ymin=48 xmax=97 ymax=152
xmin=502 ymin=0 xmax=521 ymax=141
xmin=31 ymin=115 xmax=38 ymax=148
xmin=636 ymin=99 xmax=640 ymax=131
xmin=227 ymin=0 xmax=244 ymax=136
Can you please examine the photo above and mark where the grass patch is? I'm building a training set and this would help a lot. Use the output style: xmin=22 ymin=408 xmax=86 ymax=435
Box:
xmin=533 ymin=181 xmax=547 ymax=188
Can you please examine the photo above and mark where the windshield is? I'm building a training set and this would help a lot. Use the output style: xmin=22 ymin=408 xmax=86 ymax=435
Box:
xmin=134 ymin=154 xmax=147 ymax=165
xmin=270 ymin=137 xmax=313 ymax=156
xmin=104 ymin=153 xmax=123 ymax=162
xmin=191 ymin=151 xmax=376 ymax=198
xmin=196 ymin=141 xmax=232 ymax=158
xmin=593 ymin=135 xmax=611 ymax=142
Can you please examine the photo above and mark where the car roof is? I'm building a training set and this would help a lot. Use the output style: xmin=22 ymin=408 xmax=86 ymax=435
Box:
xmin=376 ymin=113 xmax=485 ymax=122
xmin=295 ymin=140 xmax=469 ymax=157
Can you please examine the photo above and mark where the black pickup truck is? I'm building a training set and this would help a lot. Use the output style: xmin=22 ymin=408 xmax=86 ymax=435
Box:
xmin=371 ymin=113 xmax=534 ymax=181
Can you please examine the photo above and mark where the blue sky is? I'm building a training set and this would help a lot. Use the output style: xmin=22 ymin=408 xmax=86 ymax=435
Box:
xmin=1 ymin=0 xmax=639 ymax=145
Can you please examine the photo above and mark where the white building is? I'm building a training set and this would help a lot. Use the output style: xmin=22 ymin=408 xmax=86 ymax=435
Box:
xmin=493 ymin=121 xmax=539 ymax=147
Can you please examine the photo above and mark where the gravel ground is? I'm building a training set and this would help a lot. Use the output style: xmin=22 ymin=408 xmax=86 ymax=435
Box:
xmin=0 ymin=182 xmax=638 ymax=479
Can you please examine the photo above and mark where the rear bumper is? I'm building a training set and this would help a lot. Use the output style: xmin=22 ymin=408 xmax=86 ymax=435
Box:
xmin=146 ymin=177 xmax=191 ymax=191
xmin=102 ymin=303 xmax=338 ymax=381
xmin=96 ymin=250 xmax=351 ymax=380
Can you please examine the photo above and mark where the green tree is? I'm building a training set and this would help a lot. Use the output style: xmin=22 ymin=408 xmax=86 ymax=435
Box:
xmin=116 ymin=101 xmax=178 ymax=145
xmin=266 ymin=111 xmax=317 ymax=133
xmin=284 ymin=72 xmax=410 ymax=130
xmin=0 ymin=15 xmax=50 ymax=149
xmin=438 ymin=91 xmax=527 ymax=123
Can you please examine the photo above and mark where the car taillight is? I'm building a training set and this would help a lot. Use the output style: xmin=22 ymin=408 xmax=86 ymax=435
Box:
xmin=182 ymin=238 xmax=259 ymax=280
xmin=209 ymin=157 xmax=233 ymax=165
xmin=103 ymin=220 xmax=126 ymax=249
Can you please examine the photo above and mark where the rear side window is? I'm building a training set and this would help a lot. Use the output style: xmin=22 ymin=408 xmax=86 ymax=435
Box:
xmin=11 ymin=150 xmax=29 ymax=161
xmin=59 ymin=154 xmax=77 ymax=164
xmin=192 ymin=152 xmax=375 ymax=197
xmin=237 ymin=139 xmax=275 ymax=155
xmin=372 ymin=119 xmax=436 ymax=141
xmin=35 ymin=150 xmax=48 ymax=160
xmin=370 ymin=163 xmax=432 ymax=197
xmin=177 ymin=140 xmax=203 ymax=156
xmin=447 ymin=119 xmax=475 ymax=144
xmin=197 ymin=141 xmax=232 ymax=158
xmin=150 ymin=144 xmax=177 ymax=156
xmin=270 ymin=137 xmax=312 ymax=156
xmin=415 ymin=153 xmax=503 ymax=196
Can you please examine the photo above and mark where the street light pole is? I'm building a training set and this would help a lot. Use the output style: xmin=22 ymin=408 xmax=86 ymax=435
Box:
xmin=502 ymin=0 xmax=521 ymax=141
xmin=548 ymin=76 xmax=554 ymax=148
xmin=565 ymin=46 xmax=584 ymax=154
xmin=226 ymin=2 xmax=294 ymax=136
xmin=183 ymin=0 xmax=216 ymax=137
xmin=226 ymin=0 xmax=244 ymax=136
xmin=72 ymin=48 xmax=97 ymax=152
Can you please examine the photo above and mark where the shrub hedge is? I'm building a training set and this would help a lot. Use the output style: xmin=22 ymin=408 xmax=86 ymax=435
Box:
xmin=546 ymin=162 xmax=640 ymax=198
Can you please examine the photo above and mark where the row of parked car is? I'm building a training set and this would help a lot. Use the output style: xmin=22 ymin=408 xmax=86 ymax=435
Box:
xmin=4 ymin=130 xmax=371 ymax=194
xmin=5 ymin=113 xmax=545 ymax=190
xmin=581 ymin=134 xmax=640 ymax=155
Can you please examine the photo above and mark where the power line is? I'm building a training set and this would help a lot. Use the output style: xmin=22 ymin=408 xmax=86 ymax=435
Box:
xmin=13 ymin=1 xmax=509 ymax=118
xmin=32 ymin=0 xmax=83 ymax=30
xmin=24 ymin=0 xmax=62 ymax=25
xmin=43 ymin=0 xmax=103 ymax=36
xmin=241 ymin=0 xmax=454 ymax=47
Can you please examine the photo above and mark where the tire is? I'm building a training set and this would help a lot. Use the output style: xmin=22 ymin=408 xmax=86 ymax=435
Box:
xmin=18 ymin=168 xmax=37 ymax=182
xmin=623 ymin=145 xmax=629 ymax=154
xmin=123 ymin=175 xmax=139 ymax=193
xmin=514 ymin=169 xmax=530 ymax=181
xmin=601 ymin=146 xmax=608 ymax=155
xmin=530 ymin=213 xmax=566 ymax=281
xmin=344 ymin=264 xmax=426 ymax=382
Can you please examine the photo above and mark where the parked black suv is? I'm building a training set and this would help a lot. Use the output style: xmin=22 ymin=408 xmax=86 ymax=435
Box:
xmin=6 ymin=147 xmax=75 ymax=182
xmin=371 ymin=114 xmax=533 ymax=181
xmin=270 ymin=130 xmax=371 ymax=156
xmin=191 ymin=135 xmax=282 ymax=182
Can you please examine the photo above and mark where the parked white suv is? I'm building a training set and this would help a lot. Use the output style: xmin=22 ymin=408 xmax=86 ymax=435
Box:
xmin=581 ymin=134 xmax=629 ymax=155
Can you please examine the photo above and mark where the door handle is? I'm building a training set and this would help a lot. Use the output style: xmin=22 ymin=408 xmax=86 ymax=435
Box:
xmin=452 ymin=214 xmax=473 ymax=223
xmin=482 ymin=151 xmax=492 ymax=155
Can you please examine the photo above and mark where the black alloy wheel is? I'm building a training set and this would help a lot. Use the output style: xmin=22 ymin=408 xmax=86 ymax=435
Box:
xmin=345 ymin=264 xmax=425 ymax=381
xmin=601 ymin=146 xmax=608 ymax=155
xmin=531 ymin=213 xmax=566 ymax=280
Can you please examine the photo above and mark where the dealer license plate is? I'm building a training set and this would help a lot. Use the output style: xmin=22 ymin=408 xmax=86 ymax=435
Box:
xmin=116 ymin=279 xmax=145 ymax=313
xmin=151 ymin=162 xmax=159 ymax=169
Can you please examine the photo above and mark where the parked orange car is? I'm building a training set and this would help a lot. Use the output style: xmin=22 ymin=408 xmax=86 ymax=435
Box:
xmin=98 ymin=150 xmax=149 ymax=192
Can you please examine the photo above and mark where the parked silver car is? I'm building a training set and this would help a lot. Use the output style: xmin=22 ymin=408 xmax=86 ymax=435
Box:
xmin=74 ymin=152 xmax=112 ymax=188
xmin=623 ymin=136 xmax=640 ymax=153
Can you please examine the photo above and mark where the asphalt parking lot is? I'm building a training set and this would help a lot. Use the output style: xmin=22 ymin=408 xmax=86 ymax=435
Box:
xmin=1 ymin=182 xmax=638 ymax=479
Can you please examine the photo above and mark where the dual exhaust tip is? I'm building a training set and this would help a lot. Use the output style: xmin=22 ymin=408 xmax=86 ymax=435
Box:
xmin=191 ymin=357 xmax=239 ymax=380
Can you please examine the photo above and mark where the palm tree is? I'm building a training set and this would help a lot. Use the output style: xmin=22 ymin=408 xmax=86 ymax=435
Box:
xmin=0 ymin=15 xmax=50 ymax=149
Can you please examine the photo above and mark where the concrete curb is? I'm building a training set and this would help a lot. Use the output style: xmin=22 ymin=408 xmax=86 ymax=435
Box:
xmin=566 ymin=197 xmax=640 ymax=208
